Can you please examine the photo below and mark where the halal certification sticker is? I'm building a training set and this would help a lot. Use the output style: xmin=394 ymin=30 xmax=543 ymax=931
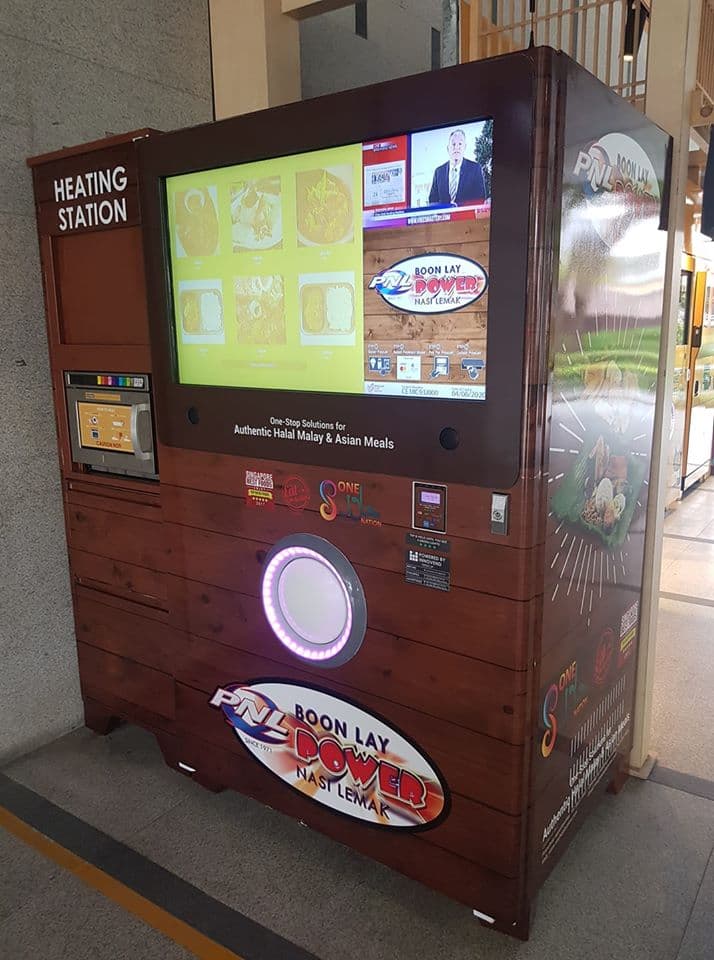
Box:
xmin=284 ymin=476 xmax=310 ymax=512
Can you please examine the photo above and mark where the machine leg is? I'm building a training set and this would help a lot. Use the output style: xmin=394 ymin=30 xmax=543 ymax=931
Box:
xmin=154 ymin=732 xmax=227 ymax=794
xmin=83 ymin=699 xmax=122 ymax=735
xmin=474 ymin=902 xmax=531 ymax=941
xmin=607 ymin=754 xmax=629 ymax=795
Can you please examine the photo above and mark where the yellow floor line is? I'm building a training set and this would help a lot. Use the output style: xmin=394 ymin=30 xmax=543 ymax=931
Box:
xmin=0 ymin=805 xmax=243 ymax=960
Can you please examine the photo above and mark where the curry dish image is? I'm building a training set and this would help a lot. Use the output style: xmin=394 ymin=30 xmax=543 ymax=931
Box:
xmin=174 ymin=187 xmax=220 ymax=257
xmin=296 ymin=168 xmax=353 ymax=245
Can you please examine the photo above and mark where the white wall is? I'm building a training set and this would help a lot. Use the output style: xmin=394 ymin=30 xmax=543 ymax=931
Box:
xmin=300 ymin=0 xmax=444 ymax=98
xmin=0 ymin=0 xmax=213 ymax=763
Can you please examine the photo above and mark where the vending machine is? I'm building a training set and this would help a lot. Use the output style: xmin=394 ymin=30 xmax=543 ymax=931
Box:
xmin=138 ymin=48 xmax=670 ymax=936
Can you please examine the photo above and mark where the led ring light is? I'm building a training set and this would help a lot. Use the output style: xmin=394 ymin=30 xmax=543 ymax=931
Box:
xmin=261 ymin=534 xmax=367 ymax=667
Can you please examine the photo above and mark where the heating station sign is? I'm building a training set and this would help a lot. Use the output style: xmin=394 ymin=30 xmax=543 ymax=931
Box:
xmin=210 ymin=680 xmax=448 ymax=829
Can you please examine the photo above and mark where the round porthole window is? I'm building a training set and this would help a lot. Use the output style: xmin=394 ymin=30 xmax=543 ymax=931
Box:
xmin=261 ymin=534 xmax=367 ymax=667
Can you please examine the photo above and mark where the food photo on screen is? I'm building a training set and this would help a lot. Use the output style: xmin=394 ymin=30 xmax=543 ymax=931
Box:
xmin=173 ymin=185 xmax=220 ymax=257
xmin=230 ymin=176 xmax=283 ymax=251
xmin=178 ymin=279 xmax=225 ymax=344
xmin=296 ymin=166 xmax=354 ymax=246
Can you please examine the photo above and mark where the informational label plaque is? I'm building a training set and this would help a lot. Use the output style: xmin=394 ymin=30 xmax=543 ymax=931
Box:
xmin=404 ymin=549 xmax=451 ymax=592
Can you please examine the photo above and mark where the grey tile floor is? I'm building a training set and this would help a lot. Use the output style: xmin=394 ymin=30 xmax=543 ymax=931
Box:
xmin=1 ymin=484 xmax=713 ymax=960
xmin=0 ymin=829 xmax=194 ymax=960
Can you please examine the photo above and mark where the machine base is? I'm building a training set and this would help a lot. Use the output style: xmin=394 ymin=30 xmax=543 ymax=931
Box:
xmin=477 ymin=904 xmax=532 ymax=941
xmin=154 ymin=731 xmax=227 ymax=794
xmin=83 ymin=698 xmax=122 ymax=736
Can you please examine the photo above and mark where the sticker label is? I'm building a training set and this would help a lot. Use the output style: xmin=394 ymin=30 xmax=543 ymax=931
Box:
xmin=246 ymin=489 xmax=274 ymax=509
xmin=319 ymin=478 xmax=381 ymax=526
xmin=406 ymin=532 xmax=450 ymax=553
xmin=283 ymin=475 xmax=310 ymax=512
xmin=571 ymin=133 xmax=660 ymax=247
xmin=245 ymin=470 xmax=274 ymax=490
xmin=405 ymin=549 xmax=450 ymax=592
xmin=209 ymin=681 xmax=448 ymax=829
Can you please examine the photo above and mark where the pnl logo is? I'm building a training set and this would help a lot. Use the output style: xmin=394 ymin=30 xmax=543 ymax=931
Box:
xmin=571 ymin=132 xmax=660 ymax=246
xmin=210 ymin=684 xmax=289 ymax=744
xmin=369 ymin=253 xmax=487 ymax=314
xmin=369 ymin=269 xmax=412 ymax=297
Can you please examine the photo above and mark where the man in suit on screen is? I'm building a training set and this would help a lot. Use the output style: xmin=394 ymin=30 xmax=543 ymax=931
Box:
xmin=428 ymin=129 xmax=486 ymax=206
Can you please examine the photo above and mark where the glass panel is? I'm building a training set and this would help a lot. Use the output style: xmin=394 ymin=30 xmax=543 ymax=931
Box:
xmin=676 ymin=270 xmax=692 ymax=346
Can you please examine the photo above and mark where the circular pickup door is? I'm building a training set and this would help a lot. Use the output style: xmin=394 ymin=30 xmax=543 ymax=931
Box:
xmin=261 ymin=534 xmax=367 ymax=667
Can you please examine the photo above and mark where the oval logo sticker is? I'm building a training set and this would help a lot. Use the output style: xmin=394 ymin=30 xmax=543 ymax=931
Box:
xmin=368 ymin=252 xmax=487 ymax=314
xmin=209 ymin=680 xmax=448 ymax=829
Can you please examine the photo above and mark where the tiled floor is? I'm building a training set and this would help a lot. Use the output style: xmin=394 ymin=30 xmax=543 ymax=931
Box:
xmin=0 ymin=829 xmax=193 ymax=960
xmin=1 ymin=482 xmax=713 ymax=960
xmin=2 ymin=724 xmax=714 ymax=960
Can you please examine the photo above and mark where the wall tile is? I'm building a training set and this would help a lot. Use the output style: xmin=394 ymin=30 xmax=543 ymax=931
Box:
xmin=0 ymin=4 xmax=211 ymax=761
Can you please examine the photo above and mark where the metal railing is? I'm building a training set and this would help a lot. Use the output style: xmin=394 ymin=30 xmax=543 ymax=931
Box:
xmin=466 ymin=0 xmax=650 ymax=109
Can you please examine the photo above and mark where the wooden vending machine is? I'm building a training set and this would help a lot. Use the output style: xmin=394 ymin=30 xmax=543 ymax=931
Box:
xmin=136 ymin=49 xmax=670 ymax=936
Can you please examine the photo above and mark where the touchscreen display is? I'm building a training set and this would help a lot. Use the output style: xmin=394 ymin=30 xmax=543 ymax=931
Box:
xmin=165 ymin=119 xmax=492 ymax=401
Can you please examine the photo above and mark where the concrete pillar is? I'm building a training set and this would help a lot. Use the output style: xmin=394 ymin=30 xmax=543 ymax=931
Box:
xmin=209 ymin=0 xmax=355 ymax=119
xmin=209 ymin=0 xmax=300 ymax=119
xmin=629 ymin=0 xmax=703 ymax=775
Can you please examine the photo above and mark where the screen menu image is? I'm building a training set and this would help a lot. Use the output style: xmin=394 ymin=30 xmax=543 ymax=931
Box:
xmin=165 ymin=119 xmax=492 ymax=401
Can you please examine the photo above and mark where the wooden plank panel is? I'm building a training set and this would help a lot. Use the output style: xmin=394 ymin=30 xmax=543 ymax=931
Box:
xmin=363 ymin=313 xmax=487 ymax=339
xmin=82 ymin=691 xmax=175 ymax=736
xmin=77 ymin=642 xmax=175 ymax=719
xmin=52 ymin=343 xmax=153 ymax=374
xmin=157 ymin=445 xmax=542 ymax=549
xmin=162 ymin=522 xmax=537 ymax=670
xmin=363 ymin=243 xmax=489 ymax=275
xmin=363 ymin=218 xmax=489 ymax=250
xmin=173 ymin=644 xmax=527 ymax=813
xmin=164 ymin=724 xmax=523 ymax=882
xmin=74 ymin=593 xmax=176 ymax=673
xmin=75 ymin=583 xmax=170 ymax=624
xmin=70 ymin=548 xmax=167 ymax=608
xmin=166 ymin=577 xmax=528 ymax=742
xmin=53 ymin=227 xmax=148 ymax=343
xmin=67 ymin=504 xmax=169 ymax=571
xmin=160 ymin=484 xmax=540 ymax=600
xmin=168 ymin=726 xmax=522 ymax=918
xmin=28 ymin=129 xmax=153 ymax=169
xmin=66 ymin=480 xmax=161 ymax=521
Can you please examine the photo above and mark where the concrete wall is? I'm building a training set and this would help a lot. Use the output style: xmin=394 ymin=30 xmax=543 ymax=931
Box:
xmin=300 ymin=0 xmax=443 ymax=98
xmin=0 ymin=1 xmax=213 ymax=762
